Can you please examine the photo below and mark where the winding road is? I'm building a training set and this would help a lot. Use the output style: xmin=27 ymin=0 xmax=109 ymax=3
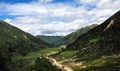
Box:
xmin=46 ymin=57 xmax=73 ymax=71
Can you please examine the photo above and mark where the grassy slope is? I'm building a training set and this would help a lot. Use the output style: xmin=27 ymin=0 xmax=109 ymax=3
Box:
xmin=74 ymin=57 xmax=120 ymax=71
xmin=36 ymin=35 xmax=63 ymax=44
xmin=55 ymin=11 xmax=120 ymax=71
xmin=57 ymin=50 xmax=78 ymax=61
xmin=55 ymin=24 xmax=97 ymax=46
xmin=0 ymin=21 xmax=53 ymax=55
xmin=22 ymin=48 xmax=60 ymax=60
xmin=12 ymin=48 xmax=60 ymax=71
xmin=0 ymin=21 xmax=53 ymax=71
xmin=66 ymin=10 xmax=120 ymax=59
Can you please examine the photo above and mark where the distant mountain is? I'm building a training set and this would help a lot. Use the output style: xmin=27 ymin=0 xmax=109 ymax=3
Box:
xmin=36 ymin=24 xmax=97 ymax=46
xmin=55 ymin=24 xmax=98 ymax=46
xmin=0 ymin=21 xmax=53 ymax=70
xmin=36 ymin=35 xmax=63 ymax=45
xmin=66 ymin=10 xmax=120 ymax=60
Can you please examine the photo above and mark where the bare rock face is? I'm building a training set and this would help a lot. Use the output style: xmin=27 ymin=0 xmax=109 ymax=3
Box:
xmin=104 ymin=19 xmax=115 ymax=31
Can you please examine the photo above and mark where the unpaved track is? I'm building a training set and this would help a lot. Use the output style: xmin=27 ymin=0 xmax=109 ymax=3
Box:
xmin=47 ymin=57 xmax=73 ymax=71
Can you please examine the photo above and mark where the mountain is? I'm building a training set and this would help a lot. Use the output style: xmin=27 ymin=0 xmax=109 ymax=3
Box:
xmin=67 ymin=10 xmax=120 ymax=55
xmin=55 ymin=24 xmax=98 ymax=46
xmin=0 ymin=21 xmax=53 ymax=55
xmin=0 ymin=21 xmax=53 ymax=71
xmin=64 ymin=10 xmax=120 ymax=70
xmin=36 ymin=35 xmax=63 ymax=44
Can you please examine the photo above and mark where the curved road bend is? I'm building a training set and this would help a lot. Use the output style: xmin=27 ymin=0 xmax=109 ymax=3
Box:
xmin=46 ymin=57 xmax=73 ymax=71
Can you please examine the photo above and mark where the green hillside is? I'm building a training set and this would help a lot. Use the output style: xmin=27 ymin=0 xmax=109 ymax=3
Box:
xmin=55 ymin=24 xmax=97 ymax=46
xmin=12 ymin=47 xmax=61 ymax=71
xmin=36 ymin=35 xmax=63 ymax=44
xmin=63 ymin=10 xmax=120 ymax=70
xmin=0 ymin=21 xmax=53 ymax=71
xmin=1 ymin=10 xmax=120 ymax=71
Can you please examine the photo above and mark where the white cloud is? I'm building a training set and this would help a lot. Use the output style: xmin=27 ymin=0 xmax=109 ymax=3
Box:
xmin=2 ymin=0 xmax=120 ymax=36
xmin=3 ymin=3 xmax=48 ymax=15
xmin=97 ymin=0 xmax=120 ymax=10
xmin=76 ymin=0 xmax=97 ymax=4
xmin=4 ymin=19 xmax=12 ymax=23
xmin=6 ymin=16 xmax=86 ymax=36
xmin=38 ymin=0 xmax=53 ymax=3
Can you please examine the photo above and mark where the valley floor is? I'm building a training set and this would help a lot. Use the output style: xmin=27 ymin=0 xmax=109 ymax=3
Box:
xmin=12 ymin=47 xmax=120 ymax=71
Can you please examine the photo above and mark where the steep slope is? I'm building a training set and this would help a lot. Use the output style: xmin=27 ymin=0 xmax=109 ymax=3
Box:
xmin=66 ymin=10 xmax=120 ymax=61
xmin=0 ymin=20 xmax=53 ymax=55
xmin=55 ymin=24 xmax=97 ymax=46
xmin=0 ymin=21 xmax=53 ymax=70
xmin=36 ymin=35 xmax=63 ymax=44
xmin=55 ymin=10 xmax=120 ymax=71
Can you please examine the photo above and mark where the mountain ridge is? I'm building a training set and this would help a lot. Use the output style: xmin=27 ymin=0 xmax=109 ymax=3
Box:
xmin=36 ymin=35 xmax=63 ymax=45
xmin=66 ymin=10 xmax=120 ymax=58
xmin=36 ymin=24 xmax=97 ymax=46
xmin=53 ymin=10 xmax=120 ymax=71
xmin=0 ymin=20 xmax=53 ymax=70
xmin=53 ymin=24 xmax=98 ymax=46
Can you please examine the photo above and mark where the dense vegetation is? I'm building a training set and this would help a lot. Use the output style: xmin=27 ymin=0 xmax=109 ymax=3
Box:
xmin=64 ymin=10 xmax=120 ymax=70
xmin=36 ymin=24 xmax=97 ymax=46
xmin=0 ymin=21 xmax=53 ymax=71
xmin=0 ymin=10 xmax=120 ymax=71
xmin=55 ymin=24 xmax=97 ymax=46
xmin=27 ymin=57 xmax=61 ymax=71
xmin=11 ymin=47 xmax=60 ymax=71
xmin=36 ymin=35 xmax=63 ymax=45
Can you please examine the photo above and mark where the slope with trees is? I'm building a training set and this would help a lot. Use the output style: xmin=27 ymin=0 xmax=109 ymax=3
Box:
xmin=63 ymin=10 xmax=120 ymax=70
xmin=55 ymin=24 xmax=98 ymax=46
xmin=0 ymin=21 xmax=53 ymax=71
xmin=36 ymin=35 xmax=63 ymax=45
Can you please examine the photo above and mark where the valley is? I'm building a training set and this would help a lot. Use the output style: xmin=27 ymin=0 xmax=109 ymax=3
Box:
xmin=11 ymin=46 xmax=120 ymax=71
xmin=0 ymin=7 xmax=120 ymax=71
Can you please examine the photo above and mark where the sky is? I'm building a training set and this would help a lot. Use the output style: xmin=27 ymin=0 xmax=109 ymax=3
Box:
xmin=0 ymin=0 xmax=120 ymax=36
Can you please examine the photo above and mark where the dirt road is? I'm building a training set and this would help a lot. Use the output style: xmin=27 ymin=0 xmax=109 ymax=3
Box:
xmin=47 ymin=57 xmax=73 ymax=71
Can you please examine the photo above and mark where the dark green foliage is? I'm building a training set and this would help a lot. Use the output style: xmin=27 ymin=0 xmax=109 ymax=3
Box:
xmin=66 ymin=10 xmax=120 ymax=57
xmin=0 ymin=49 xmax=11 ymax=71
xmin=0 ymin=21 xmax=53 ymax=55
xmin=36 ymin=35 xmax=63 ymax=45
xmin=28 ymin=57 xmax=61 ymax=71
xmin=36 ymin=24 xmax=97 ymax=46
xmin=10 ymin=57 xmax=29 ymax=71
xmin=65 ymin=10 xmax=120 ymax=69
xmin=55 ymin=24 xmax=97 ymax=46
xmin=0 ymin=21 xmax=53 ymax=70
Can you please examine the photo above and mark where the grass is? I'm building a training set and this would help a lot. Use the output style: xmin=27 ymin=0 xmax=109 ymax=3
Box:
xmin=89 ymin=37 xmax=104 ymax=44
xmin=73 ymin=56 xmax=120 ymax=71
xmin=11 ymin=47 xmax=62 ymax=71
xmin=12 ymin=47 xmax=120 ymax=71
xmin=13 ymin=47 xmax=60 ymax=60
xmin=58 ymin=50 xmax=78 ymax=60
xmin=24 ymin=48 xmax=59 ymax=59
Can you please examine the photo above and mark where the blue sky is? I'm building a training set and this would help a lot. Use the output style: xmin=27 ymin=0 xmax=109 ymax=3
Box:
xmin=0 ymin=0 xmax=120 ymax=36
xmin=0 ymin=0 xmax=33 ymax=3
